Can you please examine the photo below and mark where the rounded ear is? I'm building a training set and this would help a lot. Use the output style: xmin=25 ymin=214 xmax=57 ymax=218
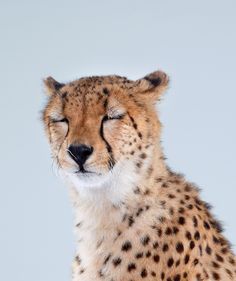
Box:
xmin=43 ymin=76 xmax=65 ymax=95
xmin=134 ymin=70 xmax=169 ymax=100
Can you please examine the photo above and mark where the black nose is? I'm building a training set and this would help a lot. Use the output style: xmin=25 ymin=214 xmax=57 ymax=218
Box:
xmin=67 ymin=144 xmax=93 ymax=166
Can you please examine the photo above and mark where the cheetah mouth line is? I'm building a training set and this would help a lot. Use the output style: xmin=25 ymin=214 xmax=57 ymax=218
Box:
xmin=74 ymin=168 xmax=94 ymax=174
xmin=74 ymin=168 xmax=103 ymax=176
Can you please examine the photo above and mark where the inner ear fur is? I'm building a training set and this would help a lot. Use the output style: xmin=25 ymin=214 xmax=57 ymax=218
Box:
xmin=44 ymin=76 xmax=65 ymax=95
xmin=134 ymin=70 xmax=169 ymax=100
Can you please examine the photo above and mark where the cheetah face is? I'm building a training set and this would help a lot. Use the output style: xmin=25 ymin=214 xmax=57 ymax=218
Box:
xmin=42 ymin=71 xmax=168 ymax=188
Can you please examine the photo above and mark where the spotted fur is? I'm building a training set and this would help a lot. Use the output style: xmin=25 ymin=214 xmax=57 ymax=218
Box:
xmin=42 ymin=71 xmax=236 ymax=281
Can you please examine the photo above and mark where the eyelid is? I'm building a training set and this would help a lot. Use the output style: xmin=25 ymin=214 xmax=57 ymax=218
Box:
xmin=106 ymin=113 xmax=125 ymax=120
xmin=50 ymin=117 xmax=69 ymax=123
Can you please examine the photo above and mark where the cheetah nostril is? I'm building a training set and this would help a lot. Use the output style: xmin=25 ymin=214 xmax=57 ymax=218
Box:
xmin=67 ymin=144 xmax=93 ymax=166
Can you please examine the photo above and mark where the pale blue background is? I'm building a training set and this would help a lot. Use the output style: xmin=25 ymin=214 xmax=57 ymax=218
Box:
xmin=0 ymin=1 xmax=235 ymax=280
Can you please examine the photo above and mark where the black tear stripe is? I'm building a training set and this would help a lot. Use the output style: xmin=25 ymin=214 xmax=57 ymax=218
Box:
xmin=128 ymin=112 xmax=143 ymax=140
xmin=100 ymin=116 xmax=115 ymax=169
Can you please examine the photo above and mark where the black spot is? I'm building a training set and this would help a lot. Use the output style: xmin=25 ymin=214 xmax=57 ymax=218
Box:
xmin=206 ymin=245 xmax=212 ymax=255
xmin=228 ymin=256 xmax=235 ymax=265
xmin=145 ymin=251 xmax=151 ymax=257
xmin=103 ymin=87 xmax=109 ymax=95
xmin=184 ymin=254 xmax=190 ymax=264
xmin=196 ymin=273 xmax=201 ymax=281
xmin=176 ymin=242 xmax=184 ymax=253
xmin=199 ymin=245 xmax=203 ymax=256
xmin=215 ymin=254 xmax=224 ymax=263
xmin=143 ymin=189 xmax=150 ymax=195
xmin=167 ymin=257 xmax=174 ymax=267
xmin=213 ymin=235 xmax=220 ymax=244
xmin=178 ymin=217 xmax=185 ymax=225
xmin=153 ymin=241 xmax=159 ymax=249
xmin=153 ymin=254 xmax=160 ymax=263
xmin=221 ymin=247 xmax=228 ymax=254
xmin=203 ymin=221 xmax=210 ymax=230
xmin=178 ymin=207 xmax=185 ymax=213
xmin=140 ymin=153 xmax=147 ymax=159
xmin=121 ymin=241 xmax=132 ymax=251
xmin=162 ymin=243 xmax=169 ymax=252
xmin=128 ymin=216 xmax=135 ymax=227
xmin=127 ymin=263 xmax=136 ymax=272
xmin=187 ymin=204 xmax=193 ymax=210
xmin=190 ymin=240 xmax=195 ymax=249
xmin=185 ymin=194 xmax=190 ymax=200
xmin=212 ymin=272 xmax=220 ymax=280
xmin=136 ymin=208 xmax=143 ymax=216
xmin=157 ymin=228 xmax=162 ymax=237
xmin=136 ymin=252 xmax=143 ymax=259
xmin=141 ymin=268 xmax=148 ymax=278
xmin=173 ymin=226 xmax=179 ymax=234
xmin=193 ymin=216 xmax=198 ymax=227
xmin=141 ymin=235 xmax=150 ymax=246
xmin=112 ymin=257 xmax=122 ymax=266
xmin=75 ymin=255 xmax=81 ymax=264
xmin=225 ymin=269 xmax=233 ymax=278
xmin=161 ymin=182 xmax=168 ymax=188
xmin=175 ymin=259 xmax=180 ymax=267
xmin=185 ymin=231 xmax=192 ymax=240
xmin=194 ymin=231 xmax=200 ymax=240
xmin=103 ymin=253 xmax=112 ymax=264
xmin=173 ymin=274 xmax=181 ymax=281
xmin=212 ymin=261 xmax=220 ymax=268
xmin=165 ymin=227 xmax=172 ymax=235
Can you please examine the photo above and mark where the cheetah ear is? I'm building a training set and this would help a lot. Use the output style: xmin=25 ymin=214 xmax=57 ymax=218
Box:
xmin=43 ymin=76 xmax=65 ymax=95
xmin=134 ymin=70 xmax=169 ymax=100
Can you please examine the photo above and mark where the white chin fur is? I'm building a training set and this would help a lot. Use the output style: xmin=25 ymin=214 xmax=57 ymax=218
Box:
xmin=59 ymin=160 xmax=140 ymax=204
xmin=63 ymin=170 xmax=112 ymax=189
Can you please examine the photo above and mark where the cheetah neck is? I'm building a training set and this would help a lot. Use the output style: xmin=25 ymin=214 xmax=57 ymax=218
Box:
xmin=65 ymin=143 xmax=169 ymax=269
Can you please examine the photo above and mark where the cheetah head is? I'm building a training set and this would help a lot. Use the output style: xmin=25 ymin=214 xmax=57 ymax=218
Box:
xmin=42 ymin=71 xmax=169 ymax=190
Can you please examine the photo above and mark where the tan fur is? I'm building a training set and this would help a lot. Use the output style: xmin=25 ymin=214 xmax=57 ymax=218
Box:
xmin=42 ymin=71 xmax=236 ymax=281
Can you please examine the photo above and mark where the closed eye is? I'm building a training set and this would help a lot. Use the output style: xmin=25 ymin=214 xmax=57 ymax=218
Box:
xmin=104 ymin=113 xmax=125 ymax=121
xmin=51 ymin=117 xmax=69 ymax=123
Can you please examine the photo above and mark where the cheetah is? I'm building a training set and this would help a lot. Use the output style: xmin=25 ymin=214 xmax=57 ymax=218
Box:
xmin=42 ymin=70 xmax=236 ymax=281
